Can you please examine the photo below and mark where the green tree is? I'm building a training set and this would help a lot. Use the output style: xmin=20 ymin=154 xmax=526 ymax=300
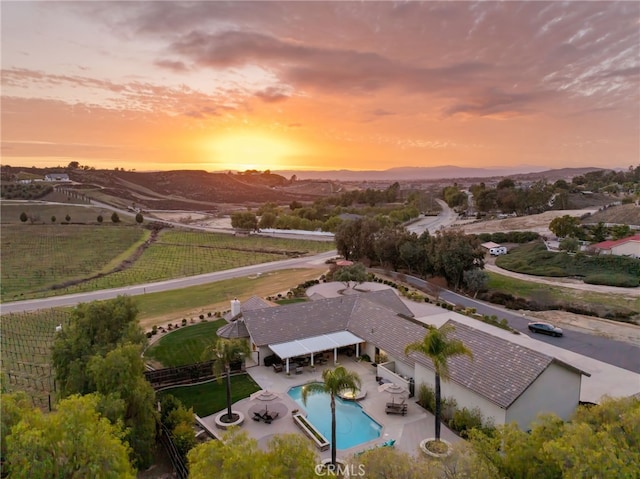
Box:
xmin=611 ymin=224 xmax=631 ymax=240
xmin=51 ymin=296 xmax=144 ymax=397
xmin=467 ymin=396 xmax=640 ymax=479
xmin=334 ymin=217 xmax=381 ymax=261
xmin=88 ymin=344 xmax=159 ymax=468
xmin=432 ymin=229 xmax=485 ymax=289
xmin=331 ymin=262 xmax=368 ymax=289
xmin=135 ymin=212 xmax=143 ymax=224
xmin=548 ymin=215 xmax=580 ymax=238
xmin=302 ymin=366 xmax=361 ymax=466
xmin=559 ymin=236 xmax=580 ymax=253
xmin=258 ymin=211 xmax=277 ymax=229
xmin=188 ymin=429 xmax=317 ymax=479
xmin=230 ymin=211 xmax=258 ymax=231
xmin=19 ymin=211 xmax=28 ymax=223
xmin=463 ymin=269 xmax=489 ymax=298
xmin=202 ymin=339 xmax=251 ymax=422
xmin=5 ymin=394 xmax=135 ymax=479
xmin=405 ymin=324 xmax=473 ymax=442
xmin=1 ymin=391 xmax=32 ymax=461
xmin=111 ymin=212 xmax=120 ymax=223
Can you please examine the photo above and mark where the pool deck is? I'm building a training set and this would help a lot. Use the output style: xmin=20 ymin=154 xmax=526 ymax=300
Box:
xmin=197 ymin=355 xmax=460 ymax=460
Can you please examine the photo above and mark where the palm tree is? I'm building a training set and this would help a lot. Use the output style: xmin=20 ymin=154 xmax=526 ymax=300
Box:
xmin=405 ymin=324 xmax=472 ymax=442
xmin=301 ymin=366 xmax=361 ymax=466
xmin=203 ymin=338 xmax=251 ymax=422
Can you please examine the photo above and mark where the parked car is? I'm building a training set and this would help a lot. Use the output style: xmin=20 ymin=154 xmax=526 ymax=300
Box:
xmin=528 ymin=321 xmax=563 ymax=337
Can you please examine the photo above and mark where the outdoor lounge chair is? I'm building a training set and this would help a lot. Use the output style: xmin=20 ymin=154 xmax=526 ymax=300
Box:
xmin=264 ymin=412 xmax=279 ymax=424
xmin=272 ymin=363 xmax=283 ymax=373
xmin=381 ymin=439 xmax=396 ymax=448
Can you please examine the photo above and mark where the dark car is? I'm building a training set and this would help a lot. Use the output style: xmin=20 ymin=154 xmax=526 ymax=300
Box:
xmin=528 ymin=321 xmax=563 ymax=337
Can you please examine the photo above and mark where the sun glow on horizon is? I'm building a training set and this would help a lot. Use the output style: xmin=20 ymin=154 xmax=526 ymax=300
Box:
xmin=203 ymin=131 xmax=304 ymax=171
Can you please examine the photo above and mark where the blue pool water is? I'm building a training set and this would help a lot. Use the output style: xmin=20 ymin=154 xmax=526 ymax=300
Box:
xmin=288 ymin=383 xmax=382 ymax=450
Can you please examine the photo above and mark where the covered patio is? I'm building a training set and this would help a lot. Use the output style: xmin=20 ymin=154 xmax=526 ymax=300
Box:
xmin=269 ymin=331 xmax=364 ymax=374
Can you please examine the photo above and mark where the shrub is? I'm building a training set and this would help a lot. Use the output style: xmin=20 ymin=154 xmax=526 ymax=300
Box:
xmin=199 ymin=314 xmax=204 ymax=320
xmin=111 ymin=212 xmax=120 ymax=223
xmin=19 ymin=212 xmax=28 ymax=223
xmin=97 ymin=215 xmax=103 ymax=223
xmin=417 ymin=384 xmax=436 ymax=412
xmin=207 ymin=312 xmax=212 ymax=317
xmin=450 ymin=407 xmax=484 ymax=438
xmin=584 ymin=273 xmax=639 ymax=288
xmin=65 ymin=214 xmax=71 ymax=222
xmin=181 ymin=318 xmax=187 ymax=326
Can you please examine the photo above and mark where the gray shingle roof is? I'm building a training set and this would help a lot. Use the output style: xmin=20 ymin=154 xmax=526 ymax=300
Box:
xmin=217 ymin=319 xmax=250 ymax=339
xmin=243 ymin=289 xmax=412 ymax=347
xmin=347 ymin=301 xmax=428 ymax=365
xmin=243 ymin=295 xmax=355 ymax=346
xmin=409 ymin=320 xmax=557 ymax=408
xmin=224 ymin=295 xmax=274 ymax=321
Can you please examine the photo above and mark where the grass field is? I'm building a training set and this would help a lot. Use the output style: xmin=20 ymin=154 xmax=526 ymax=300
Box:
xmin=157 ymin=373 xmax=261 ymax=417
xmin=144 ymin=320 xmax=227 ymax=368
xmin=496 ymin=241 xmax=640 ymax=287
xmin=487 ymin=272 xmax=640 ymax=317
xmin=1 ymin=225 xmax=333 ymax=302
xmin=134 ymin=268 xmax=323 ymax=326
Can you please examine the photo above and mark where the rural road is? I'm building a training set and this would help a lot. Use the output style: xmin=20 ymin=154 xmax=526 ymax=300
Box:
xmin=382 ymin=271 xmax=640 ymax=374
xmin=406 ymin=199 xmax=458 ymax=235
xmin=0 ymin=250 xmax=338 ymax=314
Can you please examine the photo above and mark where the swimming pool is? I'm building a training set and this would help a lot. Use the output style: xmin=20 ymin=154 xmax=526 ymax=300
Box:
xmin=288 ymin=383 xmax=382 ymax=450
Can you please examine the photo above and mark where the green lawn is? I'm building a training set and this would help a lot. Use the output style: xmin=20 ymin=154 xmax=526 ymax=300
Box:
xmin=157 ymin=373 xmax=261 ymax=416
xmin=144 ymin=319 xmax=227 ymax=367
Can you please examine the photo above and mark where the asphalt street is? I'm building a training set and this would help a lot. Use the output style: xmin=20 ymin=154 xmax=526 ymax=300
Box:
xmin=387 ymin=272 xmax=640 ymax=374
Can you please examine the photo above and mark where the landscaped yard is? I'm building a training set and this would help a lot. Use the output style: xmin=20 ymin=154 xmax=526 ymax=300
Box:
xmin=144 ymin=319 xmax=227 ymax=368
xmin=496 ymin=241 xmax=640 ymax=287
xmin=157 ymin=373 xmax=261 ymax=416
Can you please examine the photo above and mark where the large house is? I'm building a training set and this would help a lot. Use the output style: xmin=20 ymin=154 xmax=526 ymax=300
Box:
xmin=590 ymin=234 xmax=640 ymax=258
xmin=220 ymin=288 xmax=589 ymax=431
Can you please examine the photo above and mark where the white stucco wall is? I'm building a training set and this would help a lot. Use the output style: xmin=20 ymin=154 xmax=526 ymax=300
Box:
xmin=506 ymin=362 xmax=582 ymax=430
xmin=414 ymin=363 xmax=507 ymax=427
xmin=612 ymin=240 xmax=640 ymax=257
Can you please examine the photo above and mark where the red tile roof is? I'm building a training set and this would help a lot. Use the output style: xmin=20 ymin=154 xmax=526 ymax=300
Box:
xmin=592 ymin=234 xmax=640 ymax=250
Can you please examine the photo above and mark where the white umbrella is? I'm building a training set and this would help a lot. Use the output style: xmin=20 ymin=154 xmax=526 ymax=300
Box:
xmin=377 ymin=382 xmax=407 ymax=403
xmin=250 ymin=390 xmax=281 ymax=401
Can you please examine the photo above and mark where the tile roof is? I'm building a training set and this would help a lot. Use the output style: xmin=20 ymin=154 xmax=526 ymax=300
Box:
xmin=408 ymin=320 xmax=557 ymax=408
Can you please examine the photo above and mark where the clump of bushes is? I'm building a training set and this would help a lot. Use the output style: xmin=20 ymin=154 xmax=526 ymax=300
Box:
xmin=584 ymin=273 xmax=639 ymax=288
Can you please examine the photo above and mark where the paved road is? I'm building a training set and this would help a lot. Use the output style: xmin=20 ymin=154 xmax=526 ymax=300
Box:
xmin=385 ymin=272 xmax=640 ymax=373
xmin=406 ymin=199 xmax=458 ymax=235
xmin=0 ymin=250 xmax=338 ymax=314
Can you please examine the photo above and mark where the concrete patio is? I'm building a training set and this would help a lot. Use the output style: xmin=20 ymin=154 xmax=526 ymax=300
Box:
xmin=197 ymin=354 xmax=460 ymax=460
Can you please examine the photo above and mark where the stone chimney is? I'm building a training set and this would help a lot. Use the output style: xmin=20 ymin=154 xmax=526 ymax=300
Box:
xmin=231 ymin=298 xmax=241 ymax=318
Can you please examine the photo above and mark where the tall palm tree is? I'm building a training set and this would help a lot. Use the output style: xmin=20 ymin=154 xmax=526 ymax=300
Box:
xmin=405 ymin=324 xmax=473 ymax=442
xmin=203 ymin=338 xmax=251 ymax=422
xmin=301 ymin=366 xmax=361 ymax=466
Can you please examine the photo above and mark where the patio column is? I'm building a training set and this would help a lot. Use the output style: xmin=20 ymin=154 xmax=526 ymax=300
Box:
xmin=356 ymin=343 xmax=360 ymax=357
xmin=334 ymin=348 xmax=338 ymax=364
xmin=310 ymin=353 xmax=314 ymax=367
xmin=286 ymin=358 xmax=290 ymax=374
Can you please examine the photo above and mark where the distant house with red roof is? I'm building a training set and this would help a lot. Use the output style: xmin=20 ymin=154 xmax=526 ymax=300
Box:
xmin=590 ymin=234 xmax=640 ymax=258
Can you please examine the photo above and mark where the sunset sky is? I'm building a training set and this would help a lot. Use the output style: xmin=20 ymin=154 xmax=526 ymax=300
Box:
xmin=2 ymin=1 xmax=639 ymax=173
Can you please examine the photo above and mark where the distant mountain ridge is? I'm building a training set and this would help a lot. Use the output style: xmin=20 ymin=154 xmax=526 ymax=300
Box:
xmin=271 ymin=165 xmax=603 ymax=181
